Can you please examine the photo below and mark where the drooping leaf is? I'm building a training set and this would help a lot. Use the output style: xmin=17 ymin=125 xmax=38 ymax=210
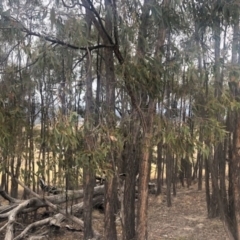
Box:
xmin=50 ymin=7 xmax=56 ymax=29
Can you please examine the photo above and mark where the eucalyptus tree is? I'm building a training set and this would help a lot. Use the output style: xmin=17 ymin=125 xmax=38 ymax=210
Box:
xmin=3 ymin=0 xmax=240 ymax=240
xmin=228 ymin=1 xmax=240 ymax=238
xmin=118 ymin=0 xmax=172 ymax=238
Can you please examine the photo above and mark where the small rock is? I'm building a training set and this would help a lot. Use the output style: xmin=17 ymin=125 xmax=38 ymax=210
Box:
xmin=183 ymin=227 xmax=194 ymax=231
xmin=196 ymin=223 xmax=204 ymax=229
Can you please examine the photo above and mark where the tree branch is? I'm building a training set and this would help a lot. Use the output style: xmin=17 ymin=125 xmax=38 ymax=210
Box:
xmin=81 ymin=0 xmax=124 ymax=64
xmin=1 ymin=15 xmax=114 ymax=52
xmin=23 ymin=29 xmax=114 ymax=51
xmin=5 ymin=171 xmax=101 ymax=239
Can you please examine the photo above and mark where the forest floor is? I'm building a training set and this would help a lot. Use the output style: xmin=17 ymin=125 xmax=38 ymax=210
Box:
xmin=148 ymin=184 xmax=228 ymax=240
xmin=52 ymin=182 xmax=229 ymax=240
xmin=0 ymin=182 xmax=229 ymax=240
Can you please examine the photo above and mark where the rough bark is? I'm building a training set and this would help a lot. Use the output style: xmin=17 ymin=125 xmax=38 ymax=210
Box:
xmin=209 ymin=5 xmax=221 ymax=219
xmin=103 ymin=1 xmax=118 ymax=239
xmin=83 ymin=163 xmax=95 ymax=240
xmin=156 ymin=141 xmax=163 ymax=195
xmin=227 ymin=4 xmax=240 ymax=239
xmin=135 ymin=1 xmax=170 ymax=239
xmin=230 ymin=16 xmax=240 ymax=232
xmin=122 ymin=113 xmax=140 ymax=240
xmin=136 ymin=100 xmax=156 ymax=240
xmin=172 ymin=156 xmax=177 ymax=197
xmin=83 ymin=9 xmax=95 ymax=240
xmin=230 ymin=114 xmax=240 ymax=240
xmin=205 ymin=152 xmax=210 ymax=215
xmin=209 ymin=148 xmax=219 ymax=218
xmin=166 ymin=148 xmax=172 ymax=207
xmin=104 ymin=175 xmax=118 ymax=240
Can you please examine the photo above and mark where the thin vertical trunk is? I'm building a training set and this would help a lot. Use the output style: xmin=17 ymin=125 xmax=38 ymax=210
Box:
xmin=198 ymin=152 xmax=203 ymax=190
xmin=166 ymin=147 xmax=172 ymax=207
xmin=136 ymin=1 xmax=170 ymax=238
xmin=209 ymin=7 xmax=221 ymax=219
xmin=83 ymin=65 xmax=95 ymax=237
xmin=83 ymin=11 xmax=95 ymax=240
xmin=219 ymin=23 xmax=228 ymax=219
xmin=122 ymin=112 xmax=140 ymax=240
xmin=228 ymin=131 xmax=237 ymax=238
xmin=156 ymin=141 xmax=163 ymax=195
xmin=230 ymin=113 xmax=240 ymax=239
xmin=137 ymin=100 xmax=156 ymax=240
xmin=172 ymin=156 xmax=177 ymax=197
xmin=227 ymin=4 xmax=240 ymax=239
xmin=209 ymin=147 xmax=220 ymax=218
xmin=205 ymin=153 xmax=211 ymax=215
xmin=103 ymin=1 xmax=118 ymax=239
xmin=220 ymin=137 xmax=227 ymax=213
xmin=11 ymin=156 xmax=21 ymax=198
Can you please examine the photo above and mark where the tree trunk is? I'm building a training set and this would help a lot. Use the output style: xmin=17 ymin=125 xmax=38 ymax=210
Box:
xmin=166 ymin=148 xmax=172 ymax=207
xmin=83 ymin=10 xmax=95 ymax=240
xmin=172 ymin=156 xmax=177 ymax=197
xmin=205 ymin=153 xmax=210 ymax=215
xmin=228 ymin=130 xmax=236 ymax=237
xmin=122 ymin=112 xmax=140 ymax=240
xmin=10 ymin=156 xmax=21 ymax=198
xmin=209 ymin=6 xmax=221 ymax=219
xmin=198 ymin=153 xmax=203 ymax=191
xmin=103 ymin=1 xmax=118 ymax=239
xmin=220 ymin=138 xmax=227 ymax=214
xmin=227 ymin=4 xmax=240 ymax=239
xmin=209 ymin=147 xmax=219 ymax=218
xmin=136 ymin=100 xmax=155 ymax=240
xmin=156 ymin=141 xmax=163 ymax=195
xmin=83 ymin=165 xmax=95 ymax=240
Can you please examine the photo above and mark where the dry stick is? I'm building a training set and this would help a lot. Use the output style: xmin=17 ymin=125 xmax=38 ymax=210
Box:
xmin=0 ymin=185 xmax=104 ymax=218
xmin=0 ymin=222 xmax=8 ymax=232
xmin=13 ymin=218 xmax=51 ymax=240
xmin=4 ymin=198 xmax=39 ymax=240
xmin=0 ymin=186 xmax=20 ymax=204
xmin=13 ymin=195 xmax=104 ymax=240
xmin=6 ymin=172 xmax=101 ymax=239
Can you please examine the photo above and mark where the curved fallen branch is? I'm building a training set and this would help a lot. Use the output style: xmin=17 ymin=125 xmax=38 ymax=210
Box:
xmin=0 ymin=172 xmax=103 ymax=240
xmin=13 ymin=195 xmax=104 ymax=240
xmin=0 ymin=185 xmax=104 ymax=217
xmin=13 ymin=218 xmax=51 ymax=240
xmin=0 ymin=186 xmax=20 ymax=204
xmin=4 ymin=198 xmax=39 ymax=240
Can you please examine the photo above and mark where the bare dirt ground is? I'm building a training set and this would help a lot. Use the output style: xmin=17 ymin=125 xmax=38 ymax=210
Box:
xmin=0 ymin=183 xmax=229 ymax=240
xmin=51 ymin=183 xmax=229 ymax=240
xmin=148 ymin=184 xmax=228 ymax=240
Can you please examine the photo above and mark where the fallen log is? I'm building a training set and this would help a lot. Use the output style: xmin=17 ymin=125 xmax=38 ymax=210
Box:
xmin=13 ymin=196 xmax=104 ymax=240
xmin=1 ymin=174 xmax=102 ymax=240
xmin=0 ymin=185 xmax=104 ymax=218
xmin=5 ymin=198 xmax=39 ymax=240
xmin=50 ymin=195 xmax=104 ymax=228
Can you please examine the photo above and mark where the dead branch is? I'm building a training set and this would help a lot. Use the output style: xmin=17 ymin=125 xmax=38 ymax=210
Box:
xmin=0 ymin=186 xmax=20 ymax=204
xmin=13 ymin=218 xmax=51 ymax=240
xmin=4 ymin=198 xmax=39 ymax=240
xmin=0 ymin=185 xmax=104 ymax=217
xmin=13 ymin=196 xmax=104 ymax=240
xmin=3 ymin=172 xmax=101 ymax=239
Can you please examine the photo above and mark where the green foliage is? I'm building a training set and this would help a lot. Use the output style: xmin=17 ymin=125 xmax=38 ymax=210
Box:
xmin=0 ymin=0 xmax=239 ymax=192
